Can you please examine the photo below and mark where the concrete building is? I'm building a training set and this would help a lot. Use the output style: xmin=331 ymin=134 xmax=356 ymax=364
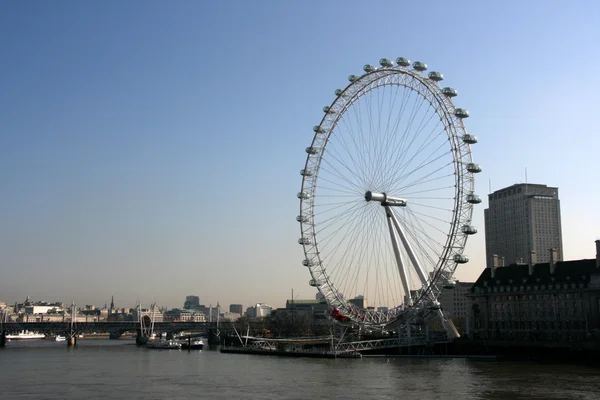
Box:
xmin=168 ymin=309 xmax=207 ymax=322
xmin=437 ymin=281 xmax=473 ymax=334
xmin=255 ymin=303 xmax=272 ymax=318
xmin=24 ymin=305 xmax=64 ymax=315
xmin=349 ymin=295 xmax=367 ymax=309
xmin=247 ymin=303 xmax=272 ymax=318
xmin=229 ymin=304 xmax=243 ymax=314
xmin=484 ymin=183 xmax=563 ymax=266
xmin=285 ymin=299 xmax=329 ymax=323
xmin=184 ymin=296 xmax=200 ymax=310
xmin=222 ymin=312 xmax=241 ymax=322
xmin=468 ymin=240 xmax=600 ymax=343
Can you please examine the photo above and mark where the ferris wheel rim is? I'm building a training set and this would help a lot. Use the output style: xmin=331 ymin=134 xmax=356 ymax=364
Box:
xmin=298 ymin=60 xmax=478 ymax=328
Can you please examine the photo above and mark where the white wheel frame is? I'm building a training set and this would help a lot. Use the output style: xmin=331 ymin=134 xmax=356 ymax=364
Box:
xmin=298 ymin=59 xmax=480 ymax=329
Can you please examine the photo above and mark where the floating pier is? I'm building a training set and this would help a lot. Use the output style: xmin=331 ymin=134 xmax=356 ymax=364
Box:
xmin=220 ymin=347 xmax=362 ymax=359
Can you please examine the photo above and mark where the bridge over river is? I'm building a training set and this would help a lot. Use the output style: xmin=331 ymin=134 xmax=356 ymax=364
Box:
xmin=0 ymin=321 xmax=224 ymax=342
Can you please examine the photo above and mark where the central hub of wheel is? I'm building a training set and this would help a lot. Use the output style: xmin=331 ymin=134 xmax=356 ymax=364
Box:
xmin=365 ymin=191 xmax=407 ymax=207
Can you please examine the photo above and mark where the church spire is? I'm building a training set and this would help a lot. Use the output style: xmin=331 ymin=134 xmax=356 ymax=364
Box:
xmin=110 ymin=295 xmax=114 ymax=310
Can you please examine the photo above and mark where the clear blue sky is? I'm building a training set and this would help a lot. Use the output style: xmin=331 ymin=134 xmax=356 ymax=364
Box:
xmin=1 ymin=1 xmax=599 ymax=310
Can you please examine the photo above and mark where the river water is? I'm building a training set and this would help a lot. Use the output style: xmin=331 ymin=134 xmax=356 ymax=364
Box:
xmin=1 ymin=339 xmax=599 ymax=400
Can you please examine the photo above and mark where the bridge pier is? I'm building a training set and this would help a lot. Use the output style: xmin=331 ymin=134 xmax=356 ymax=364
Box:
xmin=0 ymin=330 xmax=6 ymax=348
xmin=67 ymin=335 xmax=77 ymax=347
xmin=207 ymin=328 xmax=221 ymax=345
xmin=135 ymin=328 xmax=148 ymax=346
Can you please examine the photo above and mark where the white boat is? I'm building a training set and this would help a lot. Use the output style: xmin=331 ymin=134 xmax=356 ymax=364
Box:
xmin=55 ymin=335 xmax=66 ymax=342
xmin=6 ymin=330 xmax=45 ymax=340
xmin=180 ymin=339 xmax=205 ymax=350
xmin=146 ymin=339 xmax=181 ymax=350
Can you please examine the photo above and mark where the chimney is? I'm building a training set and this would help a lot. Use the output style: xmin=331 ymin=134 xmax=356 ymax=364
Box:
xmin=549 ymin=248 xmax=558 ymax=274
xmin=596 ymin=240 xmax=600 ymax=268
xmin=491 ymin=254 xmax=499 ymax=278
xmin=528 ymin=251 xmax=537 ymax=276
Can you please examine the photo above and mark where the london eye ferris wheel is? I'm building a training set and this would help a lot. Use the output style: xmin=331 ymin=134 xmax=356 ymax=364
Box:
xmin=297 ymin=57 xmax=482 ymax=332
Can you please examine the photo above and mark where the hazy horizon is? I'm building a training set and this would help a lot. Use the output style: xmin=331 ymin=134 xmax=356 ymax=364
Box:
xmin=2 ymin=1 xmax=599 ymax=310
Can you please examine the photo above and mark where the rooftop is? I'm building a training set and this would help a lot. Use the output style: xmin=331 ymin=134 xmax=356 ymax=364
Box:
xmin=472 ymin=258 xmax=598 ymax=291
xmin=286 ymin=299 xmax=322 ymax=305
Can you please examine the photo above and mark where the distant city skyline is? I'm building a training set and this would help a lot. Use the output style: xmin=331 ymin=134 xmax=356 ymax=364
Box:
xmin=1 ymin=2 xmax=599 ymax=308
xmin=0 ymin=294 xmax=283 ymax=313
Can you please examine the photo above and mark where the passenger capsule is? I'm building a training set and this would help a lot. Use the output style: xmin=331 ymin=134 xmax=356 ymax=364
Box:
xmin=412 ymin=61 xmax=428 ymax=71
xmin=466 ymin=163 xmax=482 ymax=173
xmin=300 ymin=169 xmax=313 ymax=177
xmin=323 ymin=106 xmax=336 ymax=114
xmin=443 ymin=279 xmax=457 ymax=289
xmin=396 ymin=57 xmax=411 ymax=67
xmin=428 ymin=71 xmax=444 ymax=81
xmin=442 ymin=87 xmax=458 ymax=97
xmin=305 ymin=146 xmax=318 ymax=155
xmin=466 ymin=194 xmax=482 ymax=204
xmin=379 ymin=58 xmax=394 ymax=67
xmin=309 ymin=279 xmax=318 ymax=287
xmin=296 ymin=215 xmax=309 ymax=223
xmin=313 ymin=125 xmax=327 ymax=133
xmin=454 ymin=254 xmax=469 ymax=264
xmin=302 ymin=259 xmax=314 ymax=267
xmin=462 ymin=134 xmax=478 ymax=144
xmin=297 ymin=192 xmax=310 ymax=200
xmin=298 ymin=237 xmax=312 ymax=245
xmin=454 ymin=108 xmax=470 ymax=118
xmin=335 ymin=89 xmax=344 ymax=96
xmin=348 ymin=74 xmax=359 ymax=82
xmin=363 ymin=64 xmax=376 ymax=73
xmin=462 ymin=225 xmax=478 ymax=235
xmin=427 ymin=300 xmax=441 ymax=310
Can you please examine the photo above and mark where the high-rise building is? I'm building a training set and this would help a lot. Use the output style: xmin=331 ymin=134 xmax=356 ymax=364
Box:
xmin=229 ymin=304 xmax=243 ymax=314
xmin=484 ymin=183 xmax=563 ymax=266
xmin=184 ymin=295 xmax=200 ymax=310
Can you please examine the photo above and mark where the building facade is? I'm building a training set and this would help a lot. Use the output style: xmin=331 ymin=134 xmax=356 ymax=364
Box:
xmin=437 ymin=281 xmax=473 ymax=334
xmin=348 ymin=295 xmax=366 ymax=309
xmin=229 ymin=304 xmax=243 ymax=314
xmin=164 ymin=309 xmax=207 ymax=322
xmin=484 ymin=183 xmax=563 ymax=266
xmin=469 ymin=241 xmax=600 ymax=343
xmin=221 ymin=312 xmax=241 ymax=322
xmin=247 ymin=303 xmax=272 ymax=318
xmin=184 ymin=296 xmax=201 ymax=310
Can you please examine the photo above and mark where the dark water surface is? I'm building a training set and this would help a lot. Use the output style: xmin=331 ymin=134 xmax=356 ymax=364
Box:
xmin=1 ymin=339 xmax=599 ymax=399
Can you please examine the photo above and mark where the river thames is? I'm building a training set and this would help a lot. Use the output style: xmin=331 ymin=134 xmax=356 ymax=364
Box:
xmin=1 ymin=339 xmax=599 ymax=399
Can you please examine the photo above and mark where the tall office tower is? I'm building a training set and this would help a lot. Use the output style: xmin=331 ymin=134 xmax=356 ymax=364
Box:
xmin=484 ymin=183 xmax=563 ymax=266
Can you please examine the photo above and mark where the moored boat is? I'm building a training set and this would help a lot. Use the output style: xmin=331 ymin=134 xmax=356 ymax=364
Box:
xmin=55 ymin=335 xmax=66 ymax=342
xmin=180 ymin=339 xmax=205 ymax=350
xmin=6 ymin=331 xmax=45 ymax=340
xmin=146 ymin=339 xmax=181 ymax=350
